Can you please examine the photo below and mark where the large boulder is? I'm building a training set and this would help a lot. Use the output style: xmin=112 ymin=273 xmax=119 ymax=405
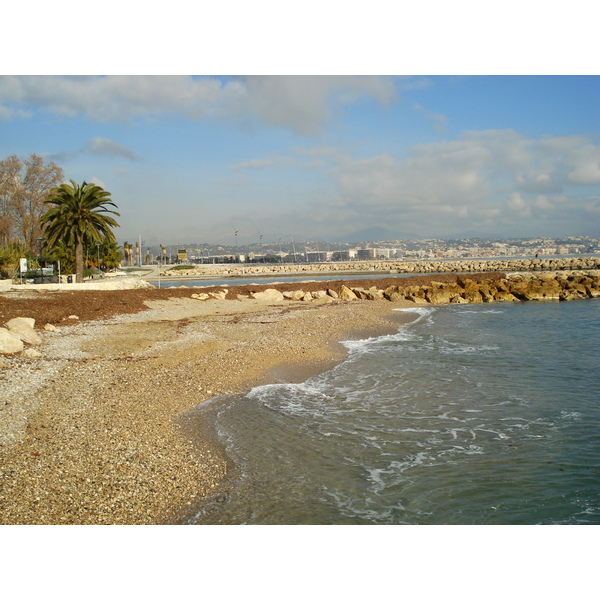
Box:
xmin=251 ymin=288 xmax=284 ymax=302
xmin=383 ymin=285 xmax=406 ymax=302
xmin=6 ymin=317 xmax=42 ymax=345
xmin=283 ymin=290 xmax=306 ymax=300
xmin=426 ymin=288 xmax=458 ymax=305
xmin=338 ymin=285 xmax=358 ymax=301
xmin=0 ymin=328 xmax=24 ymax=354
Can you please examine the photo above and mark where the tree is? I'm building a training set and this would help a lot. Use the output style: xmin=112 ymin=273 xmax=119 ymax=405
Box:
xmin=0 ymin=154 xmax=64 ymax=249
xmin=122 ymin=241 xmax=134 ymax=266
xmin=40 ymin=180 xmax=120 ymax=282
xmin=97 ymin=238 xmax=123 ymax=271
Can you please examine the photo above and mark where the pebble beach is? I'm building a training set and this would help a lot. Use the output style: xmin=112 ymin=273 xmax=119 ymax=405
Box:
xmin=0 ymin=290 xmax=410 ymax=524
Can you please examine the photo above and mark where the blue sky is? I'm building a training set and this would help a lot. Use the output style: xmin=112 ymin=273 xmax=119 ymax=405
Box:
xmin=1 ymin=74 xmax=598 ymax=246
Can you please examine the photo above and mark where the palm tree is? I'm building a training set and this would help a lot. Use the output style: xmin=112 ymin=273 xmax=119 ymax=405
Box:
xmin=40 ymin=180 xmax=120 ymax=282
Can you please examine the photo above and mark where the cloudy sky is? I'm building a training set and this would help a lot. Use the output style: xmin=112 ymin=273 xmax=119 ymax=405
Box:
xmin=2 ymin=74 xmax=598 ymax=246
xmin=2 ymin=2 xmax=599 ymax=247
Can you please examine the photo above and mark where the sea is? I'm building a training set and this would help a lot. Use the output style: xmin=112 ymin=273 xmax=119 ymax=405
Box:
xmin=185 ymin=298 xmax=600 ymax=525
xmin=152 ymin=272 xmax=415 ymax=288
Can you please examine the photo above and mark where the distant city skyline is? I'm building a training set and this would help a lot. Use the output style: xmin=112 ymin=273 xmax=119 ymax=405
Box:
xmin=2 ymin=75 xmax=599 ymax=247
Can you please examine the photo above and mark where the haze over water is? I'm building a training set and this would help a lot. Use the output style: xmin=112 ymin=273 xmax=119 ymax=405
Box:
xmin=190 ymin=299 xmax=600 ymax=525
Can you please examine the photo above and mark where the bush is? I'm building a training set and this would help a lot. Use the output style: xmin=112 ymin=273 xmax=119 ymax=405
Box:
xmin=0 ymin=243 xmax=29 ymax=279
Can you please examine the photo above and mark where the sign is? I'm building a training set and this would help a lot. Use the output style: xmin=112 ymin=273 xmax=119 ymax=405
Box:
xmin=177 ymin=249 xmax=187 ymax=261
xmin=20 ymin=258 xmax=28 ymax=273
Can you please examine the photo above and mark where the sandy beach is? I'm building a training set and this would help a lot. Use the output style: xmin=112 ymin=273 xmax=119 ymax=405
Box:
xmin=0 ymin=285 xmax=413 ymax=524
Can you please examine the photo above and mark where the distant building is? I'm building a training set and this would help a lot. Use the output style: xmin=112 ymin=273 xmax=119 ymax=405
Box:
xmin=332 ymin=250 xmax=357 ymax=261
xmin=357 ymin=248 xmax=377 ymax=259
xmin=306 ymin=251 xmax=332 ymax=262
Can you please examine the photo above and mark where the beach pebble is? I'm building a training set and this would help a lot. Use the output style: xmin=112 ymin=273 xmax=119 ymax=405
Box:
xmin=21 ymin=348 xmax=42 ymax=359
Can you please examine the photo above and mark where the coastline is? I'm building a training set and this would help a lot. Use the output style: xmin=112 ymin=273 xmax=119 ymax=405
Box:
xmin=2 ymin=269 xmax=598 ymax=524
xmin=0 ymin=293 xmax=413 ymax=524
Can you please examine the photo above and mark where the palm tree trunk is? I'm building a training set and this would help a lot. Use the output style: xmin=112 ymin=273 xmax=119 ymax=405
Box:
xmin=75 ymin=241 xmax=84 ymax=283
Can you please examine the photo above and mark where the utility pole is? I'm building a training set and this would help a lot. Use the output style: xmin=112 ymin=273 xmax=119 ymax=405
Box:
xmin=291 ymin=236 xmax=297 ymax=262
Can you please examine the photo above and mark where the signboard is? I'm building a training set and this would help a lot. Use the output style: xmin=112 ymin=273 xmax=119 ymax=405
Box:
xmin=20 ymin=258 xmax=28 ymax=273
xmin=177 ymin=249 xmax=187 ymax=261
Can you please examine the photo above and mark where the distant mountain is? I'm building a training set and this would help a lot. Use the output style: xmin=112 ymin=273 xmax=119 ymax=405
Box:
xmin=333 ymin=227 xmax=415 ymax=243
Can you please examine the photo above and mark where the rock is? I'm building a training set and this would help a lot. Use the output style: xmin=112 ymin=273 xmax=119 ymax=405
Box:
xmin=44 ymin=324 xmax=58 ymax=332
xmin=383 ymin=286 xmax=406 ymax=302
xmin=191 ymin=293 xmax=210 ymax=300
xmin=311 ymin=290 xmax=328 ymax=299
xmin=493 ymin=290 xmax=520 ymax=302
xmin=0 ymin=328 xmax=24 ymax=354
xmin=251 ymin=289 xmax=284 ymax=302
xmin=21 ymin=348 xmax=42 ymax=358
xmin=302 ymin=293 xmax=313 ymax=302
xmin=338 ymin=285 xmax=358 ymax=301
xmin=283 ymin=290 xmax=305 ymax=300
xmin=6 ymin=317 xmax=42 ymax=345
xmin=68 ymin=315 xmax=79 ymax=320
xmin=426 ymin=288 xmax=459 ymax=304
xmin=462 ymin=289 xmax=483 ymax=303
xmin=209 ymin=291 xmax=228 ymax=300
xmin=7 ymin=316 xmax=35 ymax=329
xmin=327 ymin=289 xmax=338 ymax=299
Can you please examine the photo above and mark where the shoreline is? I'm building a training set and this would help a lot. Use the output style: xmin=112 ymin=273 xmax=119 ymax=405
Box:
xmin=170 ymin=307 xmax=420 ymax=524
xmin=0 ymin=293 xmax=413 ymax=524
xmin=1 ymin=271 xmax=598 ymax=524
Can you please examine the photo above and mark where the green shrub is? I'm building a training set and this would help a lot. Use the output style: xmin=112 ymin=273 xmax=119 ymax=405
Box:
xmin=0 ymin=243 xmax=29 ymax=279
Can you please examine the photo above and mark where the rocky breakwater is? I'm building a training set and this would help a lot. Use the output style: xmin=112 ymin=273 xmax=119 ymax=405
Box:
xmin=364 ymin=271 xmax=600 ymax=305
xmin=196 ymin=271 xmax=600 ymax=307
xmin=161 ymin=256 xmax=600 ymax=278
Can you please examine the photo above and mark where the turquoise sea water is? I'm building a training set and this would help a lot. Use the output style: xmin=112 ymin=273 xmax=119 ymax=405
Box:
xmin=187 ymin=299 xmax=600 ymax=525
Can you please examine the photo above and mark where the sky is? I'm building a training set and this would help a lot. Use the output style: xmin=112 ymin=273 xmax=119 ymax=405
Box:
xmin=2 ymin=9 xmax=599 ymax=249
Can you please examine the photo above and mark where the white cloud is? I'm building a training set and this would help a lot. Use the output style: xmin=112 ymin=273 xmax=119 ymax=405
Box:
xmin=229 ymin=76 xmax=397 ymax=135
xmin=0 ymin=75 xmax=398 ymax=135
xmin=534 ymin=195 xmax=552 ymax=209
xmin=0 ymin=104 xmax=32 ymax=120
xmin=86 ymin=137 xmax=139 ymax=160
xmin=322 ymin=130 xmax=600 ymax=236
xmin=89 ymin=176 xmax=106 ymax=189
xmin=413 ymin=103 xmax=448 ymax=135
xmin=229 ymin=158 xmax=272 ymax=170
xmin=507 ymin=192 xmax=531 ymax=217
xmin=584 ymin=197 xmax=600 ymax=213
xmin=292 ymin=146 xmax=338 ymax=158
xmin=566 ymin=143 xmax=600 ymax=184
